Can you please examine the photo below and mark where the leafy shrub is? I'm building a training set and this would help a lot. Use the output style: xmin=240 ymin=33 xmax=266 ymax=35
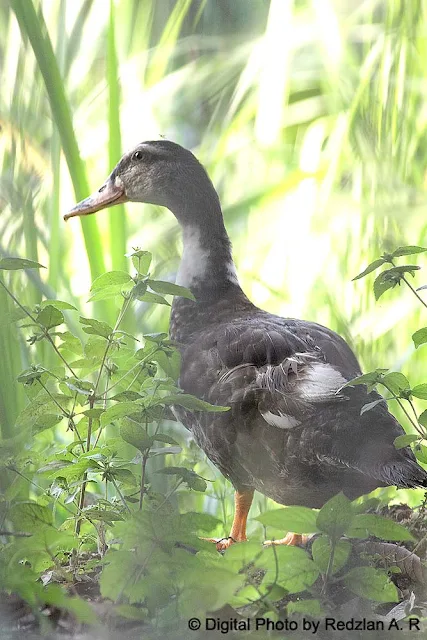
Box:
xmin=0 ymin=247 xmax=425 ymax=633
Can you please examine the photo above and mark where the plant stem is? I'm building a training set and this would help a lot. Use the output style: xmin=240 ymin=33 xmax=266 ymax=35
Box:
xmin=93 ymin=294 xmax=132 ymax=395
xmin=381 ymin=382 xmax=424 ymax=436
xmin=139 ymin=452 xmax=149 ymax=510
xmin=155 ymin=479 xmax=184 ymax=511
xmin=322 ymin=538 xmax=337 ymax=594
xmin=110 ymin=475 xmax=131 ymax=514
xmin=0 ymin=278 xmax=77 ymax=377
xmin=402 ymin=275 xmax=427 ymax=311
xmin=75 ymin=394 xmax=95 ymax=538
xmin=38 ymin=379 xmax=68 ymax=416
xmin=103 ymin=347 xmax=159 ymax=397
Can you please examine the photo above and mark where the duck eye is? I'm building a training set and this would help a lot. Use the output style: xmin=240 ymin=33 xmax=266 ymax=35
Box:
xmin=133 ymin=150 xmax=143 ymax=161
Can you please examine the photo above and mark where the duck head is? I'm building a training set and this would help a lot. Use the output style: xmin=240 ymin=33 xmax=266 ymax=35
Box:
xmin=64 ymin=140 xmax=222 ymax=226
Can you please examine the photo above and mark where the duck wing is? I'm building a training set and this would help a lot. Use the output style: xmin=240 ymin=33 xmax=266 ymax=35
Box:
xmin=180 ymin=314 xmax=427 ymax=490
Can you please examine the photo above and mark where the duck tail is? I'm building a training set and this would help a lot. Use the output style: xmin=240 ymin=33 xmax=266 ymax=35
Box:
xmin=379 ymin=457 xmax=427 ymax=489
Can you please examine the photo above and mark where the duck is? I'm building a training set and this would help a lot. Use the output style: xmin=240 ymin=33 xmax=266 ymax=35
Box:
xmin=65 ymin=140 xmax=427 ymax=551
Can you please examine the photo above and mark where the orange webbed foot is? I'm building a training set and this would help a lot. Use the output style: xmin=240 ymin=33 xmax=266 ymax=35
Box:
xmin=201 ymin=489 xmax=254 ymax=553
xmin=263 ymin=532 xmax=309 ymax=547
xmin=200 ymin=536 xmax=245 ymax=552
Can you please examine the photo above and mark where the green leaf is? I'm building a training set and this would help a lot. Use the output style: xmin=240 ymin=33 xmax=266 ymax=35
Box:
xmin=82 ymin=408 xmax=105 ymax=419
xmin=231 ymin=585 xmax=262 ymax=606
xmin=373 ymin=272 xmax=397 ymax=300
xmin=99 ymin=550 xmax=136 ymax=601
xmin=40 ymin=300 xmax=77 ymax=311
xmin=64 ymin=377 xmax=94 ymax=396
xmin=394 ymin=434 xmax=418 ymax=449
xmin=88 ymin=285 xmax=129 ymax=303
xmin=101 ymin=403 xmax=142 ymax=427
xmin=287 ymin=599 xmax=324 ymax=617
xmin=418 ymin=410 xmax=427 ymax=428
xmin=413 ymin=328 xmax=427 ymax=349
xmin=391 ymin=246 xmax=427 ymax=257
xmin=381 ymin=372 xmax=410 ymax=394
xmin=125 ymin=249 xmax=152 ymax=275
xmin=261 ymin=546 xmax=319 ymax=593
xmin=352 ymin=259 xmax=386 ymax=281
xmin=9 ymin=501 xmax=53 ymax=530
xmin=312 ymin=536 xmax=351 ymax=574
xmin=255 ymin=506 xmax=319 ymax=534
xmin=387 ymin=264 xmax=420 ymax=275
xmin=412 ymin=384 xmax=427 ymax=400
xmin=137 ymin=291 xmax=170 ymax=306
xmin=120 ymin=419 xmax=153 ymax=452
xmin=82 ymin=508 xmax=124 ymax=522
xmin=84 ymin=336 xmax=108 ymax=359
xmin=343 ymin=567 xmax=398 ymax=602
xmin=15 ymin=392 xmax=70 ymax=429
xmin=156 ymin=466 xmax=207 ymax=491
xmin=180 ymin=511 xmax=222 ymax=534
xmin=114 ymin=605 xmax=148 ymax=621
xmin=33 ymin=414 xmax=64 ymax=433
xmin=80 ymin=317 xmax=113 ymax=339
xmin=347 ymin=514 xmax=414 ymax=541
xmin=37 ymin=305 xmax=64 ymax=329
xmin=224 ymin=541 xmax=265 ymax=567
xmin=162 ymin=393 xmax=230 ymax=412
xmin=316 ymin=493 xmax=353 ymax=539
xmin=374 ymin=266 xmax=420 ymax=300
xmin=152 ymin=433 xmax=179 ymax=445
xmin=183 ymin=471 xmax=207 ymax=492
xmin=17 ymin=366 xmax=47 ymax=384
xmin=111 ymin=391 xmax=143 ymax=402
xmin=143 ymin=332 xmax=168 ymax=343
xmin=148 ymin=279 xmax=196 ymax=301
xmin=55 ymin=459 xmax=99 ymax=481
xmin=91 ymin=270 xmax=133 ymax=291
xmin=58 ymin=331 xmax=83 ymax=355
xmin=342 ymin=371 xmax=384 ymax=388
xmin=37 ymin=460 xmax=71 ymax=475
xmin=0 ymin=257 xmax=45 ymax=270
xmin=414 ymin=443 xmax=427 ymax=464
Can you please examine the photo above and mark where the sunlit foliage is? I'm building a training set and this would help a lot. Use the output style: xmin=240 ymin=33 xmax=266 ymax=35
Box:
xmin=1 ymin=0 xmax=427 ymax=531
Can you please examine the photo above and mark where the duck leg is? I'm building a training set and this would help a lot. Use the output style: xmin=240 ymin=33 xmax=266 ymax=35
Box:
xmin=202 ymin=489 xmax=254 ymax=552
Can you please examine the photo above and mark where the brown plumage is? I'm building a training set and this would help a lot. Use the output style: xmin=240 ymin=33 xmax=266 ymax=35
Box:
xmin=66 ymin=140 xmax=427 ymax=549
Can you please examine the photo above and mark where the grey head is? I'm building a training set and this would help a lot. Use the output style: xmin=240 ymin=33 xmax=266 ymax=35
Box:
xmin=64 ymin=140 xmax=221 ymax=226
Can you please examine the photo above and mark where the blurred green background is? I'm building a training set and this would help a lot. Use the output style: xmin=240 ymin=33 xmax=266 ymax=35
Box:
xmin=1 ymin=0 xmax=427 ymax=524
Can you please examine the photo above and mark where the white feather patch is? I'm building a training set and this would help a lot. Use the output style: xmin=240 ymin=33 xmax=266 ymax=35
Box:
xmin=226 ymin=261 xmax=239 ymax=285
xmin=176 ymin=226 xmax=209 ymax=287
xmin=176 ymin=225 xmax=239 ymax=287
xmin=300 ymin=363 xmax=346 ymax=399
xmin=262 ymin=410 xmax=300 ymax=429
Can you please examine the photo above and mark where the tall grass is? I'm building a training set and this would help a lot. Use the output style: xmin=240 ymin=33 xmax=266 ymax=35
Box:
xmin=1 ymin=0 xmax=426 ymax=512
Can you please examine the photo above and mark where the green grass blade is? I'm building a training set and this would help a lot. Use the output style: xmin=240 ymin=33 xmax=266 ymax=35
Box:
xmin=10 ymin=0 xmax=106 ymax=281
xmin=107 ymin=0 xmax=127 ymax=272
xmin=146 ymin=0 xmax=193 ymax=86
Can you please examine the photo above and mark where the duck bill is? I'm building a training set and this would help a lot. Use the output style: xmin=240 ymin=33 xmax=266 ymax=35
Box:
xmin=64 ymin=176 xmax=127 ymax=221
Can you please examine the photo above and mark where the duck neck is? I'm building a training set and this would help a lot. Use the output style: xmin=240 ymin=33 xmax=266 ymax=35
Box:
xmin=168 ymin=175 xmax=251 ymax=342
xmin=170 ymin=218 xmax=248 ymax=342
xmin=176 ymin=220 xmax=241 ymax=300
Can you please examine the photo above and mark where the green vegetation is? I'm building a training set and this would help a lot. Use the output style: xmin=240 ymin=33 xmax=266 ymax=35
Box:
xmin=1 ymin=0 xmax=427 ymax=634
